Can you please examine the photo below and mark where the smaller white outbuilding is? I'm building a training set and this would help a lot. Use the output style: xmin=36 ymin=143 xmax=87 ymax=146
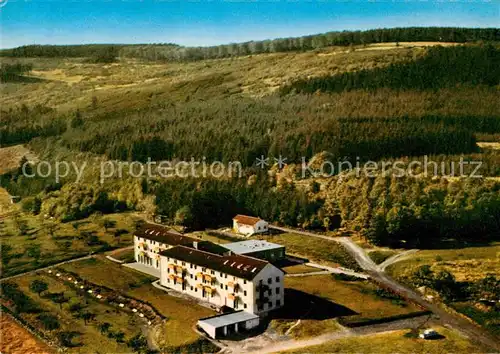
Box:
xmin=233 ymin=215 xmax=268 ymax=236
xmin=198 ymin=311 xmax=260 ymax=339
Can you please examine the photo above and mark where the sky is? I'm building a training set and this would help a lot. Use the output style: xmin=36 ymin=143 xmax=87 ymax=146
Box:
xmin=0 ymin=0 xmax=498 ymax=49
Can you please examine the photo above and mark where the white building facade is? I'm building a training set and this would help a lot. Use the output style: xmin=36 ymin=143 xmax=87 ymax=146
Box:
xmin=233 ymin=215 xmax=269 ymax=236
xmin=134 ymin=225 xmax=197 ymax=269
xmin=159 ymin=245 xmax=284 ymax=315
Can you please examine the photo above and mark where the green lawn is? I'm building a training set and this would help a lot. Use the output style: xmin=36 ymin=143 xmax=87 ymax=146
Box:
xmin=59 ymin=256 xmax=217 ymax=351
xmin=282 ymin=264 xmax=322 ymax=275
xmin=0 ymin=212 xmax=137 ymax=277
xmin=281 ymin=327 xmax=487 ymax=353
xmin=60 ymin=257 xmax=154 ymax=292
xmin=284 ymin=275 xmax=424 ymax=326
xmin=255 ymin=233 xmax=362 ymax=272
xmin=368 ymin=250 xmax=397 ymax=264
xmin=386 ymin=243 xmax=500 ymax=282
xmin=11 ymin=273 xmax=141 ymax=353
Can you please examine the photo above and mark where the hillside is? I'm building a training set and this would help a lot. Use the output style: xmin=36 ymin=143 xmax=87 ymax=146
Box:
xmin=1 ymin=37 xmax=499 ymax=248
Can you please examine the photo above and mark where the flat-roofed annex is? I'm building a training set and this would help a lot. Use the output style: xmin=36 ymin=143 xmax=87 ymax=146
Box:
xmin=223 ymin=240 xmax=283 ymax=255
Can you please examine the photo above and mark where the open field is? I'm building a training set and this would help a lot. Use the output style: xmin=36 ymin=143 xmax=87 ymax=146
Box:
xmin=8 ymin=273 xmax=142 ymax=353
xmin=282 ymin=275 xmax=424 ymax=328
xmin=0 ymin=212 xmax=138 ymax=278
xmin=280 ymin=326 xmax=487 ymax=353
xmin=368 ymin=250 xmax=398 ymax=265
xmin=59 ymin=256 xmax=217 ymax=351
xmin=0 ymin=312 xmax=53 ymax=354
xmin=255 ymin=233 xmax=362 ymax=271
xmin=0 ymin=44 xmax=417 ymax=111
xmin=478 ymin=142 xmax=500 ymax=150
xmin=0 ymin=144 xmax=38 ymax=175
xmin=281 ymin=264 xmax=321 ymax=275
xmin=386 ymin=243 xmax=500 ymax=282
xmin=59 ymin=256 xmax=154 ymax=292
xmin=0 ymin=187 xmax=13 ymax=214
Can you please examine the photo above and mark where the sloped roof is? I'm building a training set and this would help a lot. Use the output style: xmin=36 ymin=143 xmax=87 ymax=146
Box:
xmin=233 ymin=215 xmax=265 ymax=226
xmin=135 ymin=224 xmax=197 ymax=246
xmin=160 ymin=245 xmax=275 ymax=280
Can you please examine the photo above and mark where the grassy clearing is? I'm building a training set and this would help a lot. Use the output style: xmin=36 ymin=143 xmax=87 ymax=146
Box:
xmin=60 ymin=256 xmax=154 ymax=292
xmin=187 ymin=230 xmax=240 ymax=244
xmin=478 ymin=142 xmax=500 ymax=150
xmin=0 ymin=187 xmax=13 ymax=214
xmin=59 ymin=256 xmax=216 ymax=350
xmin=0 ymin=212 xmax=136 ymax=277
xmin=271 ymin=318 xmax=343 ymax=339
xmin=0 ymin=45 xmax=413 ymax=111
xmin=282 ymin=264 xmax=322 ymax=274
xmin=451 ymin=302 xmax=499 ymax=337
xmin=128 ymin=285 xmax=215 ymax=350
xmin=280 ymin=326 xmax=486 ymax=353
xmin=110 ymin=248 xmax=135 ymax=263
xmin=284 ymin=275 xmax=423 ymax=326
xmin=0 ymin=144 xmax=38 ymax=175
xmin=10 ymin=273 xmax=141 ymax=353
xmin=255 ymin=233 xmax=362 ymax=271
xmin=386 ymin=243 xmax=500 ymax=282
xmin=368 ymin=250 xmax=398 ymax=265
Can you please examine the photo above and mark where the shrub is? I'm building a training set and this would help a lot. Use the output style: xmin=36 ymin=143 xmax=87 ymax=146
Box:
xmin=36 ymin=313 xmax=60 ymax=330
xmin=1 ymin=282 xmax=42 ymax=313
xmin=29 ymin=279 xmax=48 ymax=296
xmin=58 ymin=331 xmax=82 ymax=347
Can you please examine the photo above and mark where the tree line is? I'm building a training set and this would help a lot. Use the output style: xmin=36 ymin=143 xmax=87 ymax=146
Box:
xmin=2 ymin=27 xmax=498 ymax=62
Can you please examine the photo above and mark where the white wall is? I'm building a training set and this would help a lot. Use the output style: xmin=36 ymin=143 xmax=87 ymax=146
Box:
xmin=134 ymin=235 xmax=171 ymax=269
xmin=159 ymin=254 xmax=257 ymax=311
xmin=198 ymin=321 xmax=216 ymax=339
xmin=252 ymin=263 xmax=285 ymax=315
xmin=234 ymin=220 xmax=269 ymax=235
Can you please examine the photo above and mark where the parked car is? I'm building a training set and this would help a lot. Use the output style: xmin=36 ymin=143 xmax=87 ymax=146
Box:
xmin=419 ymin=329 xmax=439 ymax=339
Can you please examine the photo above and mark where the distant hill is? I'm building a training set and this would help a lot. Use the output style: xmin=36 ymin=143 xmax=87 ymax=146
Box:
xmin=1 ymin=27 xmax=498 ymax=61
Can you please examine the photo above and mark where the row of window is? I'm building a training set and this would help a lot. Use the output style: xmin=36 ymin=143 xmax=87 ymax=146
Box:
xmin=166 ymin=257 xmax=249 ymax=284
xmin=257 ymin=300 xmax=281 ymax=311
xmin=165 ymin=279 xmax=250 ymax=310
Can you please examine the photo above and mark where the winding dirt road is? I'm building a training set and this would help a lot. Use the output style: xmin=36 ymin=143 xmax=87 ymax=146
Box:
xmin=268 ymin=225 xmax=500 ymax=352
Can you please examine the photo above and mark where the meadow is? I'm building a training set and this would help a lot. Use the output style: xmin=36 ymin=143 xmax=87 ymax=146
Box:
xmin=280 ymin=326 xmax=487 ymax=353
xmin=0 ymin=212 xmax=138 ymax=278
xmin=59 ymin=257 xmax=218 ymax=352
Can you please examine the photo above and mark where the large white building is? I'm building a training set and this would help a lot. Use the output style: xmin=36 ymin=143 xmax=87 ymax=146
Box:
xmin=159 ymin=244 xmax=284 ymax=314
xmin=133 ymin=224 xmax=285 ymax=337
xmin=233 ymin=215 xmax=269 ymax=236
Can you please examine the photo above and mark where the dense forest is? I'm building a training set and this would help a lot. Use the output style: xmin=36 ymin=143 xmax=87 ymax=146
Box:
xmin=282 ymin=45 xmax=500 ymax=93
xmin=1 ymin=32 xmax=499 ymax=248
xmin=6 ymin=164 xmax=500 ymax=247
xmin=55 ymin=46 xmax=499 ymax=164
xmin=0 ymin=44 xmax=132 ymax=59
xmin=60 ymin=99 xmax=482 ymax=165
xmin=1 ymin=27 xmax=498 ymax=62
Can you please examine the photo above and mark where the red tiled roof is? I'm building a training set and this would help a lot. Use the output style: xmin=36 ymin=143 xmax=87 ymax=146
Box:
xmin=160 ymin=245 xmax=278 ymax=280
xmin=135 ymin=224 xmax=197 ymax=246
xmin=233 ymin=215 xmax=263 ymax=226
